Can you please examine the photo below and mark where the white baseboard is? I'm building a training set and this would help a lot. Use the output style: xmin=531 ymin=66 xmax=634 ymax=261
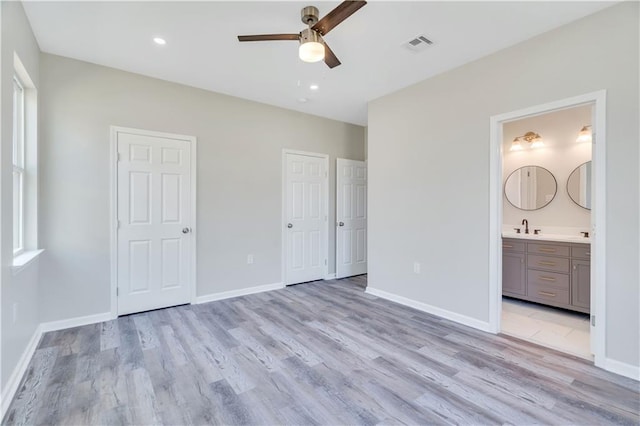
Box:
xmin=1 ymin=324 xmax=43 ymax=419
xmin=195 ymin=282 xmax=284 ymax=304
xmin=603 ymin=357 xmax=640 ymax=381
xmin=365 ymin=286 xmax=492 ymax=333
xmin=1 ymin=311 xmax=121 ymax=418
xmin=40 ymin=312 xmax=112 ymax=333
xmin=325 ymin=273 xmax=336 ymax=280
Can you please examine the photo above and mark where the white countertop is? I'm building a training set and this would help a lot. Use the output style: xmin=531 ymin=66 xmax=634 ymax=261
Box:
xmin=502 ymin=232 xmax=591 ymax=244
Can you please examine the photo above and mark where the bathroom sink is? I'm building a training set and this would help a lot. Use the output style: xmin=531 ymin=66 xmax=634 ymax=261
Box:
xmin=502 ymin=231 xmax=591 ymax=243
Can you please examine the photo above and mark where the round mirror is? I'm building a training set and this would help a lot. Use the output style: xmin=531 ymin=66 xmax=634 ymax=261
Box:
xmin=567 ymin=161 xmax=592 ymax=210
xmin=504 ymin=165 xmax=557 ymax=211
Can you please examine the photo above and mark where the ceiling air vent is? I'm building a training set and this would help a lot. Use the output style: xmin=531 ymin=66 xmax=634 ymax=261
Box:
xmin=404 ymin=35 xmax=434 ymax=52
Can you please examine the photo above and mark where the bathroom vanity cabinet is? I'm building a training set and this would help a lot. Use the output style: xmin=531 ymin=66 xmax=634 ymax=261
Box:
xmin=503 ymin=238 xmax=590 ymax=313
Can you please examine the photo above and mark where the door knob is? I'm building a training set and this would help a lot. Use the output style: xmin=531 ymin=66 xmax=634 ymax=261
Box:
xmin=182 ymin=227 xmax=191 ymax=234
xmin=287 ymin=223 xmax=293 ymax=228
xmin=338 ymin=222 xmax=344 ymax=227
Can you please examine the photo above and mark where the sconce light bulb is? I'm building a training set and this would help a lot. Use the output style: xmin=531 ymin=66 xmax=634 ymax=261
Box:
xmin=510 ymin=139 xmax=523 ymax=151
xmin=577 ymin=125 xmax=592 ymax=143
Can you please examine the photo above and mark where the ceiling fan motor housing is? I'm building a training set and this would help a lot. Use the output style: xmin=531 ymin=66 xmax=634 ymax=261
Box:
xmin=300 ymin=28 xmax=323 ymax=45
xmin=301 ymin=6 xmax=319 ymax=25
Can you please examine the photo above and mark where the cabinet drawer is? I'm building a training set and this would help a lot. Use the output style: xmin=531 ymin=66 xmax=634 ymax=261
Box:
xmin=502 ymin=239 xmax=525 ymax=253
xmin=528 ymin=282 xmax=570 ymax=306
xmin=527 ymin=270 xmax=569 ymax=289
xmin=528 ymin=243 xmax=569 ymax=257
xmin=528 ymin=254 xmax=570 ymax=273
xmin=572 ymin=244 xmax=591 ymax=259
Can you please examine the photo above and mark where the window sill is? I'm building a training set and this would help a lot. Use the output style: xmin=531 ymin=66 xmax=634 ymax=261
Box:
xmin=13 ymin=249 xmax=44 ymax=275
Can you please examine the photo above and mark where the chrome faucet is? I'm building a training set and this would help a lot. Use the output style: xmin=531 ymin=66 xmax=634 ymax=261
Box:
xmin=522 ymin=219 xmax=529 ymax=234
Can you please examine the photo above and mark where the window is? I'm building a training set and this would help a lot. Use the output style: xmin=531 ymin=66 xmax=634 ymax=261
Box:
xmin=12 ymin=54 xmax=40 ymax=268
xmin=13 ymin=76 xmax=25 ymax=256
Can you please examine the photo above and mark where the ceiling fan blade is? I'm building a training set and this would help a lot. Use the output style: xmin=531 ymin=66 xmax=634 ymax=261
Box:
xmin=323 ymin=43 xmax=341 ymax=68
xmin=312 ymin=1 xmax=366 ymax=36
xmin=238 ymin=34 xmax=300 ymax=42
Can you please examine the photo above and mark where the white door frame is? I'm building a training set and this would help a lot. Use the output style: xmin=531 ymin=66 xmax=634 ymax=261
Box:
xmin=489 ymin=90 xmax=606 ymax=368
xmin=281 ymin=149 xmax=329 ymax=285
xmin=110 ymin=126 xmax=197 ymax=318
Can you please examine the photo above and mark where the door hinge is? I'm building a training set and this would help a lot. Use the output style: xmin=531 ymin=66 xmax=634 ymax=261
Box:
xmin=325 ymin=171 xmax=328 ymax=178
xmin=591 ymin=315 xmax=596 ymax=326
xmin=116 ymin=287 xmax=119 ymax=296
xmin=117 ymin=220 xmax=121 ymax=229
xmin=324 ymin=259 xmax=327 ymax=265
xmin=117 ymin=152 xmax=121 ymax=161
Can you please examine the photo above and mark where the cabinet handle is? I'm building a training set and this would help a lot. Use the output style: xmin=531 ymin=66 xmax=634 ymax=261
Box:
xmin=503 ymin=244 xmax=513 ymax=248
xmin=539 ymin=276 xmax=556 ymax=282
xmin=573 ymin=265 xmax=576 ymax=270
xmin=538 ymin=248 xmax=557 ymax=253
xmin=538 ymin=291 xmax=556 ymax=297
xmin=538 ymin=261 xmax=556 ymax=266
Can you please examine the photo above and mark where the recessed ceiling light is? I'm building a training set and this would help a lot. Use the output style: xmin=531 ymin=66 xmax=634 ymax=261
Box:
xmin=309 ymin=84 xmax=319 ymax=90
xmin=153 ymin=37 xmax=166 ymax=45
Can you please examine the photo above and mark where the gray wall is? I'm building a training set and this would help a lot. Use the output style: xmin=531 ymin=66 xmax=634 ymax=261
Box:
xmin=38 ymin=53 xmax=364 ymax=322
xmin=1 ymin=1 xmax=41 ymax=392
xmin=368 ymin=2 xmax=639 ymax=368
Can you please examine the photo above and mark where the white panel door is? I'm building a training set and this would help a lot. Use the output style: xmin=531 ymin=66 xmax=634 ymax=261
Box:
xmin=117 ymin=131 xmax=192 ymax=315
xmin=285 ymin=153 xmax=326 ymax=285
xmin=336 ymin=159 xmax=367 ymax=279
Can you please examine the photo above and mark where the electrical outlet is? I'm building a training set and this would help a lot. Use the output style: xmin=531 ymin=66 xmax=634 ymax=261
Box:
xmin=247 ymin=254 xmax=254 ymax=265
xmin=12 ymin=302 xmax=18 ymax=323
xmin=413 ymin=262 xmax=421 ymax=274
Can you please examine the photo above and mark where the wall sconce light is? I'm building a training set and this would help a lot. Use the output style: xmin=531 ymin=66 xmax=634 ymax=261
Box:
xmin=510 ymin=131 xmax=544 ymax=151
xmin=576 ymin=125 xmax=592 ymax=143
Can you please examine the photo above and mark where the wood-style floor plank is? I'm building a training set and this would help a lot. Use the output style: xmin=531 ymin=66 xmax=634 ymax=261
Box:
xmin=4 ymin=275 xmax=639 ymax=425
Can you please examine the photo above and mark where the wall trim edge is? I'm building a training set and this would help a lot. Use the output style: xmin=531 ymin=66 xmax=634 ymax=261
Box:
xmin=40 ymin=312 xmax=112 ymax=333
xmin=365 ymin=286 xmax=492 ymax=332
xmin=1 ymin=325 xmax=43 ymax=419
xmin=195 ymin=282 xmax=284 ymax=304
xmin=603 ymin=357 xmax=640 ymax=381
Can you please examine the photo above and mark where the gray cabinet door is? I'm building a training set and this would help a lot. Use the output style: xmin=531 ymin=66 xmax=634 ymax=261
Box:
xmin=571 ymin=259 xmax=591 ymax=309
xmin=503 ymin=252 xmax=526 ymax=296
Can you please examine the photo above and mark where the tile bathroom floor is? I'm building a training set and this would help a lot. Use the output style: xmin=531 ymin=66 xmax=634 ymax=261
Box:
xmin=501 ymin=297 xmax=591 ymax=360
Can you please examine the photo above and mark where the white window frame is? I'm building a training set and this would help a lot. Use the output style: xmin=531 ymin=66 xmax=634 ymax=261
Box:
xmin=12 ymin=53 xmax=42 ymax=272
xmin=13 ymin=75 xmax=25 ymax=257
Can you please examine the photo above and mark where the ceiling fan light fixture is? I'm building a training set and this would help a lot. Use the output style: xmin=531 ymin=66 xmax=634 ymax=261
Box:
xmin=299 ymin=28 xmax=325 ymax=63
xmin=299 ymin=41 xmax=325 ymax=62
xmin=237 ymin=2 xmax=367 ymax=69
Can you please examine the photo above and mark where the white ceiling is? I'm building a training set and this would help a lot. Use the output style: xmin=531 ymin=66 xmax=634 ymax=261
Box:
xmin=23 ymin=1 xmax=615 ymax=126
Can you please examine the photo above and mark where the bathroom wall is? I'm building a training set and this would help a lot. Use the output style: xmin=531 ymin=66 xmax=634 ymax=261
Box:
xmin=503 ymin=105 xmax=592 ymax=232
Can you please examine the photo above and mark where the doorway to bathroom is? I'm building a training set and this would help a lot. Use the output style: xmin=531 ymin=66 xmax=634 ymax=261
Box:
xmin=488 ymin=91 xmax=606 ymax=367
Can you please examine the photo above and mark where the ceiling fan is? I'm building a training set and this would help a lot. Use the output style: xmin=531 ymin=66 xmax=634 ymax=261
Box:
xmin=237 ymin=1 xmax=367 ymax=69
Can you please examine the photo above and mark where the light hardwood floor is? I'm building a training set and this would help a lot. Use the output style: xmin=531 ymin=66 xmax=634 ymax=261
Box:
xmin=4 ymin=275 xmax=639 ymax=425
